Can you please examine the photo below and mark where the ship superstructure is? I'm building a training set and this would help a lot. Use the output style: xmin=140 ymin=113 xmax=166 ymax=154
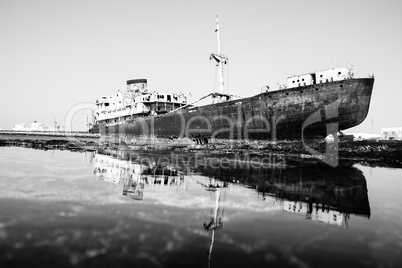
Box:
xmin=286 ymin=67 xmax=354 ymax=88
xmin=95 ymin=79 xmax=188 ymax=126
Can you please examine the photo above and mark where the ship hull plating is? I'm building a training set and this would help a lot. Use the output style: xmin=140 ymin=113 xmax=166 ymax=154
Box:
xmin=91 ymin=78 xmax=374 ymax=140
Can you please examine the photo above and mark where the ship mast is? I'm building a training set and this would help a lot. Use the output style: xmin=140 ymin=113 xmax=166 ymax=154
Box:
xmin=216 ymin=15 xmax=224 ymax=94
xmin=210 ymin=15 xmax=228 ymax=96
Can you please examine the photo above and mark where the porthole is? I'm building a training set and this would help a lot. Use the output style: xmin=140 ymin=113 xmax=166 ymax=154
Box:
xmin=286 ymin=92 xmax=289 ymax=96
xmin=315 ymin=88 xmax=319 ymax=91
xmin=340 ymin=85 xmax=343 ymax=88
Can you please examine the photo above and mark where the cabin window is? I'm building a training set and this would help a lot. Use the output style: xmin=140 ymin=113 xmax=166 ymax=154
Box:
xmin=302 ymin=78 xmax=304 ymax=81
xmin=297 ymin=79 xmax=299 ymax=82
xmin=320 ymin=75 xmax=323 ymax=77
xmin=105 ymin=103 xmax=109 ymax=107
xmin=338 ymin=72 xmax=341 ymax=75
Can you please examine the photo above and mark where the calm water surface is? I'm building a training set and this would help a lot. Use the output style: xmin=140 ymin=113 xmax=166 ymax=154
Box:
xmin=0 ymin=147 xmax=401 ymax=268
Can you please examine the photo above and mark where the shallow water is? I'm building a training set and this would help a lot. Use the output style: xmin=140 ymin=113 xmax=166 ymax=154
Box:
xmin=0 ymin=147 xmax=401 ymax=268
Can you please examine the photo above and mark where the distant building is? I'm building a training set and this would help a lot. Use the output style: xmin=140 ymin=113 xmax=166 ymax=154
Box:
xmin=352 ymin=133 xmax=381 ymax=141
xmin=325 ymin=132 xmax=380 ymax=142
xmin=381 ymin=127 xmax=402 ymax=140
xmin=13 ymin=121 xmax=55 ymax=132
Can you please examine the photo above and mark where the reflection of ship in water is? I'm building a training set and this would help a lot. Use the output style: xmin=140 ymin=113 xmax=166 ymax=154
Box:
xmin=281 ymin=200 xmax=350 ymax=227
xmin=201 ymin=181 xmax=225 ymax=268
xmin=92 ymin=149 xmax=370 ymax=228
xmin=89 ymin=150 xmax=372 ymax=267
xmin=196 ymin=158 xmax=371 ymax=228
xmin=93 ymin=149 xmax=226 ymax=267
xmin=93 ymin=150 xmax=186 ymax=200
xmin=122 ymin=179 xmax=144 ymax=200
xmin=259 ymin=165 xmax=370 ymax=228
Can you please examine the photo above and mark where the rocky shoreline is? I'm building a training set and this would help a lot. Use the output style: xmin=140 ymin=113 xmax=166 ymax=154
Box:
xmin=1 ymin=134 xmax=402 ymax=168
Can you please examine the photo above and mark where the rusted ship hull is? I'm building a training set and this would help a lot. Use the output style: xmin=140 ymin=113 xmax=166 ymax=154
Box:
xmin=91 ymin=77 xmax=374 ymax=141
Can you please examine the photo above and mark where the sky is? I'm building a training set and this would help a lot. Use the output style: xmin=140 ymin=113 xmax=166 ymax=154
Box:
xmin=1 ymin=0 xmax=401 ymax=133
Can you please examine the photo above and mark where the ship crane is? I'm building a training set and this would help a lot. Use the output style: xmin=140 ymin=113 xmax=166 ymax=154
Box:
xmin=53 ymin=116 xmax=60 ymax=131
xmin=210 ymin=15 xmax=231 ymax=103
